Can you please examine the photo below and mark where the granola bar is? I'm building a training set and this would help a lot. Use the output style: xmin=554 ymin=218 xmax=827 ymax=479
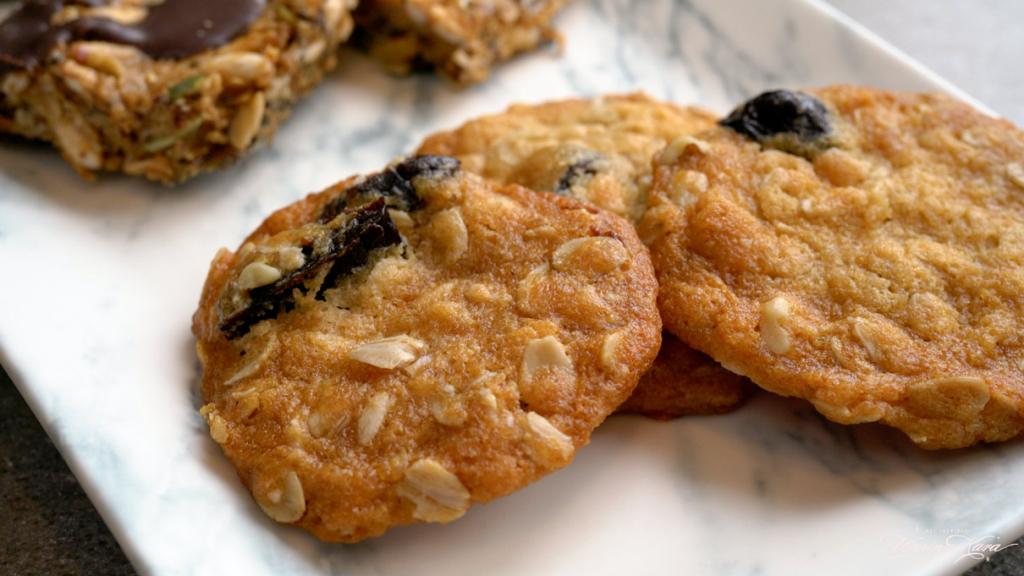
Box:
xmin=355 ymin=0 xmax=570 ymax=84
xmin=0 ymin=0 xmax=356 ymax=183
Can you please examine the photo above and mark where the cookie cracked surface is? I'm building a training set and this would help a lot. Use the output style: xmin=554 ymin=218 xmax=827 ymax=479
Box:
xmin=418 ymin=94 xmax=749 ymax=418
xmin=193 ymin=155 xmax=661 ymax=540
xmin=645 ymin=86 xmax=1024 ymax=448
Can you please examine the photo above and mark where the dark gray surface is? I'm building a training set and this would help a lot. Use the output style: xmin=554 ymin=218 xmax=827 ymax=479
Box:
xmin=1 ymin=365 xmax=1022 ymax=576
xmin=1 ymin=367 xmax=134 ymax=576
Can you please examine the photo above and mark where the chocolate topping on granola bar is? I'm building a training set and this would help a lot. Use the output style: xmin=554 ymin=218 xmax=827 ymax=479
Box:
xmin=0 ymin=0 xmax=266 ymax=71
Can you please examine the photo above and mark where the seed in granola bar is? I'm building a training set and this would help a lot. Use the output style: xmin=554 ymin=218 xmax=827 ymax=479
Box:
xmin=166 ymin=74 xmax=203 ymax=100
xmin=142 ymin=118 xmax=203 ymax=153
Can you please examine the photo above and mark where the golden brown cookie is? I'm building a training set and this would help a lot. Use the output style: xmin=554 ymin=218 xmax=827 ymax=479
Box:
xmin=418 ymin=94 xmax=748 ymax=418
xmin=617 ymin=335 xmax=749 ymax=419
xmin=354 ymin=0 xmax=570 ymax=84
xmin=193 ymin=156 xmax=661 ymax=541
xmin=644 ymin=86 xmax=1024 ymax=449
xmin=417 ymin=93 xmax=718 ymax=221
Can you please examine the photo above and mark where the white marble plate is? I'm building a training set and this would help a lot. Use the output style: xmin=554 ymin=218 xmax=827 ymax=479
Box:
xmin=0 ymin=1 xmax=1020 ymax=574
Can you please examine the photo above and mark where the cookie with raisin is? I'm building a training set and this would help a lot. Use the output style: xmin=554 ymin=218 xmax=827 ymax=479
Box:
xmin=644 ymin=86 xmax=1024 ymax=448
xmin=193 ymin=155 xmax=661 ymax=541
xmin=418 ymin=94 xmax=749 ymax=418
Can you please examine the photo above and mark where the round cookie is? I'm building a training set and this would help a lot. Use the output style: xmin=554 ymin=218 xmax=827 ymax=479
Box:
xmin=643 ymin=86 xmax=1024 ymax=449
xmin=193 ymin=155 xmax=661 ymax=541
xmin=418 ymin=93 xmax=718 ymax=221
xmin=418 ymin=93 xmax=748 ymax=418
xmin=617 ymin=335 xmax=749 ymax=419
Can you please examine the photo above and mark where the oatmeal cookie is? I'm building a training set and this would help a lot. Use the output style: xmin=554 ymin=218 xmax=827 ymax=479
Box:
xmin=0 ymin=0 xmax=355 ymax=183
xmin=354 ymin=0 xmax=570 ymax=84
xmin=617 ymin=335 xmax=749 ymax=419
xmin=418 ymin=94 xmax=748 ymax=418
xmin=193 ymin=155 xmax=661 ymax=541
xmin=417 ymin=93 xmax=718 ymax=221
xmin=644 ymin=86 xmax=1024 ymax=448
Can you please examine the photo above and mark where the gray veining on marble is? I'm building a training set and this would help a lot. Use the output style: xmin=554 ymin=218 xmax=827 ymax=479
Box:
xmin=0 ymin=1 xmax=1021 ymax=575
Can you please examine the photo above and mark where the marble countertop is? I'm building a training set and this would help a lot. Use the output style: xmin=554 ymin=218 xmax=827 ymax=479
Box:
xmin=2 ymin=1 xmax=1023 ymax=575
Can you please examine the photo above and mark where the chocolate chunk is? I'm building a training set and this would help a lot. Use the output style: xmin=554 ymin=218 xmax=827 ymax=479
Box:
xmin=0 ymin=0 xmax=266 ymax=72
xmin=220 ymin=198 xmax=401 ymax=339
xmin=554 ymin=154 xmax=603 ymax=195
xmin=0 ymin=0 xmax=72 ymax=70
xmin=720 ymin=90 xmax=832 ymax=155
xmin=318 ymin=155 xmax=460 ymax=223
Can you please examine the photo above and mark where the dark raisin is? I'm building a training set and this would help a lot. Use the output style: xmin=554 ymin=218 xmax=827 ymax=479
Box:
xmin=319 ymin=169 xmax=416 ymax=223
xmin=317 ymin=155 xmax=461 ymax=223
xmin=720 ymin=90 xmax=832 ymax=155
xmin=220 ymin=198 xmax=401 ymax=339
xmin=393 ymin=155 xmax=460 ymax=181
xmin=554 ymin=153 xmax=603 ymax=195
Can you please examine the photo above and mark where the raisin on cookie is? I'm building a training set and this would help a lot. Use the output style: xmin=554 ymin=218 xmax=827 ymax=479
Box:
xmin=644 ymin=86 xmax=1024 ymax=449
xmin=418 ymin=94 xmax=749 ymax=418
xmin=354 ymin=0 xmax=570 ymax=84
xmin=0 ymin=0 xmax=355 ymax=183
xmin=193 ymin=156 xmax=661 ymax=541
